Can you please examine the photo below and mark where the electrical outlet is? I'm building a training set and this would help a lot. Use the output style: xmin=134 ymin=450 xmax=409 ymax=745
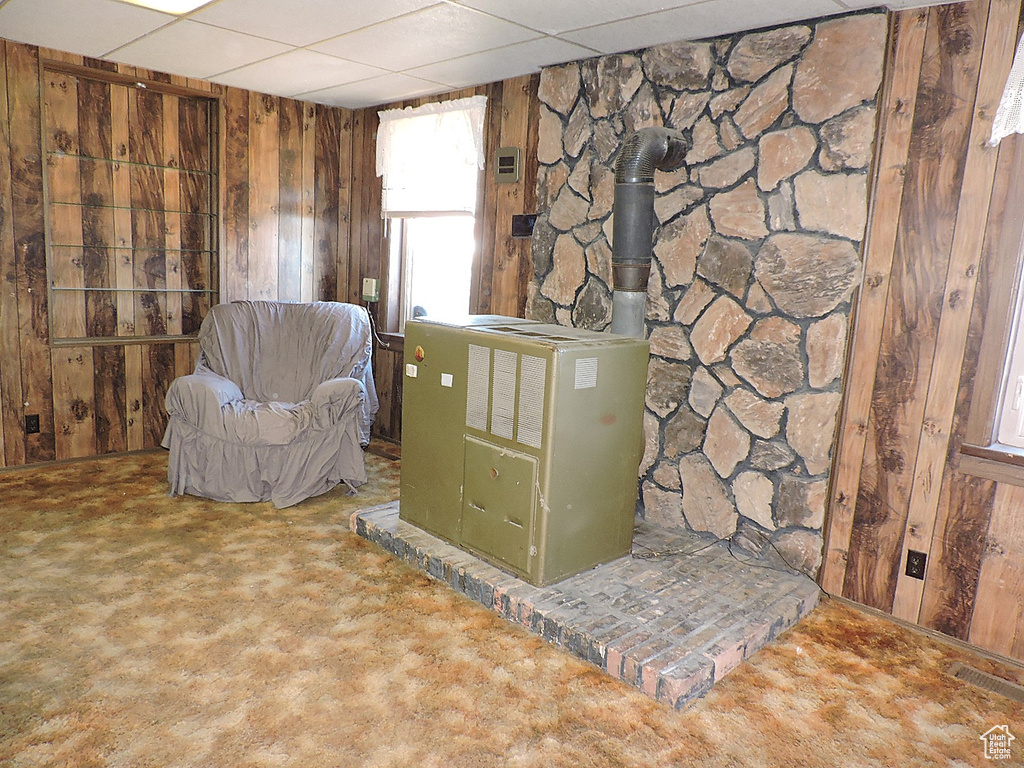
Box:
xmin=905 ymin=550 xmax=927 ymax=580
xmin=25 ymin=414 xmax=40 ymax=434
xmin=362 ymin=277 xmax=380 ymax=303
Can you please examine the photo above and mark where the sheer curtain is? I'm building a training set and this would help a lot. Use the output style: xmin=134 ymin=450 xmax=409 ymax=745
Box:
xmin=376 ymin=95 xmax=487 ymax=215
xmin=990 ymin=33 xmax=1024 ymax=146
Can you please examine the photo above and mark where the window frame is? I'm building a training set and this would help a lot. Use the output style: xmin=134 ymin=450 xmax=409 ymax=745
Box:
xmin=374 ymin=95 xmax=488 ymax=337
xmin=40 ymin=60 xmax=220 ymax=347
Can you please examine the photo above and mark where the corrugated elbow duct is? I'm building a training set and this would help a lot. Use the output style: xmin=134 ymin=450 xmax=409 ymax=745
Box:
xmin=610 ymin=127 xmax=690 ymax=337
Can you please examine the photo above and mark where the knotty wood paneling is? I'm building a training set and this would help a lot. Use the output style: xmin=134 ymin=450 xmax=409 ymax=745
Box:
xmin=0 ymin=42 xmax=23 ymax=467
xmin=824 ymin=0 xmax=1024 ymax=662
xmin=349 ymin=76 xmax=541 ymax=442
xmin=8 ymin=41 xmax=55 ymax=463
xmin=0 ymin=39 xmax=353 ymax=465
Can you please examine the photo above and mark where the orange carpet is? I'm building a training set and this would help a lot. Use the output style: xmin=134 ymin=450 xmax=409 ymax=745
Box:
xmin=1 ymin=447 xmax=1022 ymax=767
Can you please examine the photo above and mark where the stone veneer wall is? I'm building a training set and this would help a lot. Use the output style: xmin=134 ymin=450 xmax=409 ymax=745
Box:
xmin=525 ymin=13 xmax=887 ymax=576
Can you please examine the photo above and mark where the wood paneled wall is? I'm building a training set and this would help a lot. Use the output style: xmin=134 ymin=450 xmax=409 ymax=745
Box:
xmin=822 ymin=0 xmax=1024 ymax=661
xmin=0 ymin=40 xmax=352 ymax=468
xmin=348 ymin=75 xmax=541 ymax=442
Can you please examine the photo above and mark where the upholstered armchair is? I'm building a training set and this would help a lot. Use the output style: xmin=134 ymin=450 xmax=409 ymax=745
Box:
xmin=161 ymin=300 xmax=379 ymax=508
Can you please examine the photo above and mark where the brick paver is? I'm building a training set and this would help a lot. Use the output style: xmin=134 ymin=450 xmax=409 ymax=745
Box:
xmin=351 ymin=501 xmax=820 ymax=709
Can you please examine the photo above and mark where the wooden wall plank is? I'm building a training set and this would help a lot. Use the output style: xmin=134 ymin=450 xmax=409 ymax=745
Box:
xmin=314 ymin=104 xmax=340 ymax=302
xmin=77 ymin=76 xmax=117 ymax=340
xmin=110 ymin=83 xmax=135 ymax=336
xmin=299 ymin=103 xmax=316 ymax=303
xmin=374 ymin=346 xmax=394 ymax=442
xmin=177 ymin=95 xmax=214 ymax=335
xmin=490 ymin=75 xmax=537 ymax=317
xmin=338 ymin=109 xmax=355 ymax=304
xmin=222 ymin=87 xmax=249 ymax=303
xmin=822 ymin=9 xmax=929 ymax=594
xmin=892 ymin=0 xmax=1017 ymax=623
xmin=129 ymin=86 xmax=168 ymax=336
xmin=472 ymin=81 xmax=503 ymax=315
xmin=92 ymin=345 xmax=126 ymax=454
xmin=248 ymin=93 xmax=280 ymax=301
xmin=277 ymin=97 xmax=303 ymax=302
xmin=969 ymin=482 xmax=1024 ymax=656
xmin=141 ymin=343 xmax=173 ymax=448
xmin=125 ymin=342 xmax=143 ymax=451
xmin=0 ymin=41 xmax=25 ymax=467
xmin=51 ymin=346 xmax=96 ymax=459
xmin=842 ymin=1 xmax=989 ymax=611
xmin=8 ymin=42 xmax=55 ymax=463
xmin=43 ymin=68 xmax=87 ymax=340
xmin=163 ymin=93 xmax=183 ymax=335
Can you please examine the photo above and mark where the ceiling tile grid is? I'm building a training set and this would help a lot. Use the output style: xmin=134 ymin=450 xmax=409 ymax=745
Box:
xmin=0 ymin=0 xmax=948 ymax=108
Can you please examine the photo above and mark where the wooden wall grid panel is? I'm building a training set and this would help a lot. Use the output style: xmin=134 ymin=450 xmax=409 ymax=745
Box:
xmin=840 ymin=1 xmax=989 ymax=611
xmin=0 ymin=42 xmax=351 ymax=465
xmin=891 ymin=0 xmax=1019 ymax=624
xmin=825 ymin=0 xmax=1024 ymax=662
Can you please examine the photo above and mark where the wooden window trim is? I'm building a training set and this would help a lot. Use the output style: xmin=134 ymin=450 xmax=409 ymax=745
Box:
xmin=960 ymin=131 xmax=1024 ymax=487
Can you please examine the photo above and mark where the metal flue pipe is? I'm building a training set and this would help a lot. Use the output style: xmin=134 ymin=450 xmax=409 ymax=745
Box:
xmin=610 ymin=127 xmax=690 ymax=337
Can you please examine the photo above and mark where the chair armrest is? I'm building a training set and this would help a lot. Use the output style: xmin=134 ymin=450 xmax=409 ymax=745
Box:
xmin=311 ymin=377 xmax=364 ymax=412
xmin=165 ymin=371 xmax=244 ymax=427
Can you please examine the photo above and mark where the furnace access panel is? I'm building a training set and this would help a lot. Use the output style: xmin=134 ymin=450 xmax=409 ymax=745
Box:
xmin=400 ymin=317 xmax=649 ymax=586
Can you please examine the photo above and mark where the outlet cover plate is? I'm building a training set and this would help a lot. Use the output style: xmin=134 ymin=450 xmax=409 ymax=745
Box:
xmin=906 ymin=550 xmax=927 ymax=580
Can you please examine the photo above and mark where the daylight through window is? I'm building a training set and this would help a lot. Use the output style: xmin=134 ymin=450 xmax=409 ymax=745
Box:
xmin=376 ymin=95 xmax=486 ymax=330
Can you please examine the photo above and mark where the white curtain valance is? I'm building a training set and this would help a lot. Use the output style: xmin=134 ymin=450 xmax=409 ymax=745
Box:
xmin=376 ymin=95 xmax=487 ymax=215
xmin=990 ymin=33 xmax=1024 ymax=146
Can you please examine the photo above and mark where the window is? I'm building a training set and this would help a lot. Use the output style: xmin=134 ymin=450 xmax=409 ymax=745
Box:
xmin=995 ymin=277 xmax=1024 ymax=448
xmin=376 ymin=95 xmax=486 ymax=331
xmin=42 ymin=64 xmax=218 ymax=343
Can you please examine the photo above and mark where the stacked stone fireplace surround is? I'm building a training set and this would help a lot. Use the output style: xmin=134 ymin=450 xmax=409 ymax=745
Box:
xmin=526 ymin=11 xmax=887 ymax=578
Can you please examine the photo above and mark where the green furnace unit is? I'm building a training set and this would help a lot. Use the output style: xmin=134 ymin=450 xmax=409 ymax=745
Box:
xmin=400 ymin=316 xmax=650 ymax=586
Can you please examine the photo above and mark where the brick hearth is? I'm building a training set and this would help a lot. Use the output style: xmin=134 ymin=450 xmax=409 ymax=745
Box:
xmin=352 ymin=501 xmax=820 ymax=709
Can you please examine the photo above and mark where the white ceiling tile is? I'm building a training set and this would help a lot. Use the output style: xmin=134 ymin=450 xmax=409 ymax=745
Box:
xmin=0 ymin=0 xmax=173 ymax=58
xmin=453 ymin=0 xmax=704 ymax=36
xmin=105 ymin=19 xmax=291 ymax=79
xmin=208 ymin=50 xmax=389 ymax=97
xmin=561 ymin=0 xmax=848 ymax=53
xmin=408 ymin=37 xmax=596 ymax=89
xmin=298 ymin=73 xmax=449 ymax=109
xmin=190 ymin=0 xmax=440 ymax=47
xmin=310 ymin=3 xmax=537 ymax=72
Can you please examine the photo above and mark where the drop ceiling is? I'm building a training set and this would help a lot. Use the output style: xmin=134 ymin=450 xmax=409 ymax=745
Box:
xmin=0 ymin=0 xmax=941 ymax=109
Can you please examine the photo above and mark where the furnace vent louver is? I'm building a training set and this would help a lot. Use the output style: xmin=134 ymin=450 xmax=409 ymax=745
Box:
xmin=490 ymin=349 xmax=517 ymax=440
xmin=516 ymin=355 xmax=546 ymax=449
xmin=466 ymin=344 xmax=490 ymax=431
